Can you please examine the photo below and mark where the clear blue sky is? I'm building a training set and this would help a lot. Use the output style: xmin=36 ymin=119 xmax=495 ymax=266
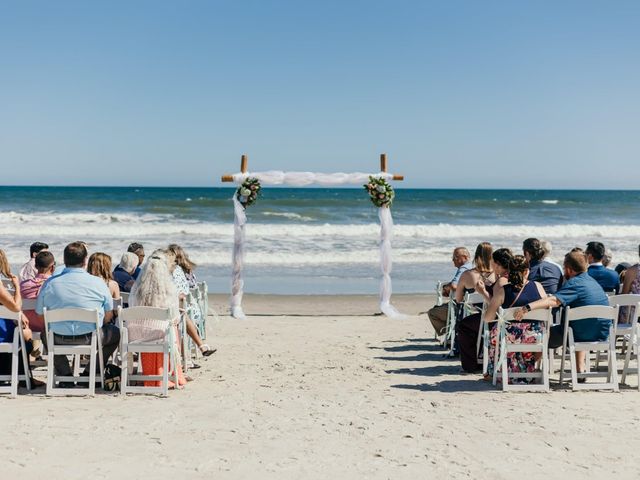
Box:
xmin=1 ymin=1 xmax=638 ymax=188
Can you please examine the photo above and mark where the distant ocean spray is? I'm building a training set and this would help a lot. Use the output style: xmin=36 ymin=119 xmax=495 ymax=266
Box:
xmin=1 ymin=187 xmax=639 ymax=294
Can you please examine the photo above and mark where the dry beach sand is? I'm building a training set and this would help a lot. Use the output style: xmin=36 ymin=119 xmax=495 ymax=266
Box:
xmin=1 ymin=293 xmax=639 ymax=479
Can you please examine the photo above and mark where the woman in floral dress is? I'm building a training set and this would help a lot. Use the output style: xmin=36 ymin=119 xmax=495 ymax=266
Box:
xmin=484 ymin=255 xmax=547 ymax=379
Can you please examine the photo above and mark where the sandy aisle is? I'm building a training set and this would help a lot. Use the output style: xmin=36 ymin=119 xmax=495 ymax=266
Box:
xmin=1 ymin=294 xmax=639 ymax=479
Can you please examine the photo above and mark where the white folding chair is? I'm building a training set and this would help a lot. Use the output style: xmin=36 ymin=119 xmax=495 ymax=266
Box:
xmin=0 ymin=306 xmax=32 ymax=397
xmin=120 ymin=292 xmax=129 ymax=307
xmin=492 ymin=307 xmax=552 ymax=391
xmin=435 ymin=281 xmax=444 ymax=307
xmin=608 ymin=294 xmax=640 ymax=390
xmin=119 ymin=306 xmax=176 ymax=396
xmin=43 ymin=307 xmax=104 ymax=396
xmin=559 ymin=305 xmax=619 ymax=391
xmin=443 ymin=298 xmax=458 ymax=352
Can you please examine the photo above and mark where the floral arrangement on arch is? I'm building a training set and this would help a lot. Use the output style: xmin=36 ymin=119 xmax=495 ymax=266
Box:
xmin=236 ymin=177 xmax=261 ymax=207
xmin=364 ymin=176 xmax=394 ymax=208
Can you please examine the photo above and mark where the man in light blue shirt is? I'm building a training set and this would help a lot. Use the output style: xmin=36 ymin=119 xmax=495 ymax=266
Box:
xmin=36 ymin=242 xmax=120 ymax=380
xmin=428 ymin=247 xmax=472 ymax=335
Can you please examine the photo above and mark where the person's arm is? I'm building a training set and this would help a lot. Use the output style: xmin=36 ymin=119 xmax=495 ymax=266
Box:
xmin=442 ymin=282 xmax=453 ymax=297
xmin=533 ymin=281 xmax=547 ymax=300
xmin=0 ymin=275 xmax=21 ymax=311
xmin=513 ymin=295 xmax=560 ymax=320
xmin=104 ymin=310 xmax=114 ymax=323
xmin=483 ymin=284 xmax=505 ymax=323
xmin=455 ymin=271 xmax=471 ymax=303
xmin=621 ymin=266 xmax=636 ymax=294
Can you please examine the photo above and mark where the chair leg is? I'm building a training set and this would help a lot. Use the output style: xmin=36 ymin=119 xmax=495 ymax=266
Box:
xmin=501 ymin=340 xmax=508 ymax=390
xmin=559 ymin=346 xmax=566 ymax=386
xmin=121 ymin=347 xmax=128 ymax=395
xmin=162 ymin=348 xmax=169 ymax=397
xmin=542 ymin=346 xmax=550 ymax=391
xmin=610 ymin=335 xmax=619 ymax=392
xmin=46 ymin=331 xmax=54 ymax=395
xmin=622 ymin=339 xmax=632 ymax=385
xmin=569 ymin=345 xmax=578 ymax=391
xmin=11 ymin=344 xmax=19 ymax=398
xmin=88 ymin=334 xmax=96 ymax=396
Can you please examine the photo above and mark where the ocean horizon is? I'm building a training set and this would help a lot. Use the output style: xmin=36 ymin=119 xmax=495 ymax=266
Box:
xmin=2 ymin=186 xmax=639 ymax=295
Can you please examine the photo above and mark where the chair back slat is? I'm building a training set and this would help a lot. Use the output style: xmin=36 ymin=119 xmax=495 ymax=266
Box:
xmin=43 ymin=307 xmax=100 ymax=323
xmin=0 ymin=306 xmax=20 ymax=321
xmin=500 ymin=307 xmax=553 ymax=323
xmin=608 ymin=294 xmax=640 ymax=307
xmin=566 ymin=305 xmax=618 ymax=322
xmin=119 ymin=306 xmax=172 ymax=323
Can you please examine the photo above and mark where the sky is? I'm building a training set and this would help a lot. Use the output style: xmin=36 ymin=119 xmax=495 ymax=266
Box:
xmin=0 ymin=0 xmax=638 ymax=189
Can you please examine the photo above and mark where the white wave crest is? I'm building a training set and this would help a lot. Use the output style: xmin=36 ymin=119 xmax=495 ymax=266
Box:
xmin=1 ymin=211 xmax=640 ymax=240
xmin=262 ymin=211 xmax=314 ymax=221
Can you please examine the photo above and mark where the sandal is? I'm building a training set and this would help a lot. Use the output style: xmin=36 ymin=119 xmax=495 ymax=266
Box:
xmin=199 ymin=344 xmax=217 ymax=357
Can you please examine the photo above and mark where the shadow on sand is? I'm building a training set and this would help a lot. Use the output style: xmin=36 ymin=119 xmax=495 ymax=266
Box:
xmin=373 ymin=337 xmax=492 ymax=393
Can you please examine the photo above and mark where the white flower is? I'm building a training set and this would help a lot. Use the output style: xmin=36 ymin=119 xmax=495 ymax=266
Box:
xmin=241 ymin=188 xmax=251 ymax=196
xmin=376 ymin=185 xmax=386 ymax=193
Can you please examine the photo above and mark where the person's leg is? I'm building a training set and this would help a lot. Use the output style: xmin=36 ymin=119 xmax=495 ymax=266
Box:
xmin=427 ymin=305 xmax=448 ymax=336
xmin=185 ymin=316 xmax=215 ymax=356
xmin=100 ymin=323 xmax=121 ymax=365
xmin=548 ymin=324 xmax=564 ymax=349
xmin=457 ymin=313 xmax=482 ymax=373
xmin=42 ymin=333 xmax=91 ymax=376
xmin=185 ymin=317 xmax=203 ymax=348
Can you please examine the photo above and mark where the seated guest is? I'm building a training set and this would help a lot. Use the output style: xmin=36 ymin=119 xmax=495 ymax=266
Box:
xmin=0 ymin=271 xmax=37 ymax=385
xmin=19 ymin=242 xmax=49 ymax=282
xmin=620 ymin=245 xmax=640 ymax=323
xmin=455 ymin=242 xmax=495 ymax=372
xmin=484 ymin=255 xmax=546 ymax=379
xmin=0 ymin=249 xmax=12 ymax=284
xmin=602 ymin=249 xmax=613 ymax=268
xmin=522 ymin=237 xmax=563 ymax=294
xmin=616 ymin=262 xmax=631 ymax=283
xmin=540 ymin=240 xmax=563 ymax=270
xmin=113 ymin=252 xmax=138 ymax=292
xmin=87 ymin=252 xmax=121 ymax=313
xmin=514 ymin=250 xmax=609 ymax=376
xmin=129 ymin=251 xmax=186 ymax=388
xmin=164 ymin=248 xmax=215 ymax=357
xmin=127 ymin=242 xmax=145 ymax=280
xmin=20 ymin=250 xmax=56 ymax=334
xmin=35 ymin=242 xmax=120 ymax=383
xmin=585 ymin=241 xmax=620 ymax=293
xmin=427 ymin=247 xmax=472 ymax=335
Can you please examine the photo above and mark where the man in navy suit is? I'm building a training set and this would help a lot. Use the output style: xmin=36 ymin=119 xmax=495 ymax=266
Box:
xmin=585 ymin=241 xmax=620 ymax=293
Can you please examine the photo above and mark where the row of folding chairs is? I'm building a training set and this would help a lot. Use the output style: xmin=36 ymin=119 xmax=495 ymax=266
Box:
xmin=432 ymin=282 xmax=640 ymax=392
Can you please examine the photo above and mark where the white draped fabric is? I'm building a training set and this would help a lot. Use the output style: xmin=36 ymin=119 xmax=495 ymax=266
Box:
xmin=229 ymin=171 xmax=403 ymax=318
xmin=231 ymin=171 xmax=394 ymax=186
xmin=230 ymin=193 xmax=247 ymax=319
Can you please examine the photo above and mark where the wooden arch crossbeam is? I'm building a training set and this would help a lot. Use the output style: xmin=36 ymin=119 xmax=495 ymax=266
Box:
xmin=221 ymin=154 xmax=404 ymax=183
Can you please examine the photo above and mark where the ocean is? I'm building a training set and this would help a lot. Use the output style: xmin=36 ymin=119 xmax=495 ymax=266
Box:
xmin=1 ymin=186 xmax=639 ymax=294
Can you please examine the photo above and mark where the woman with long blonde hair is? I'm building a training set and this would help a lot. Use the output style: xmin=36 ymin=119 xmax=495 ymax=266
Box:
xmin=129 ymin=250 xmax=186 ymax=388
